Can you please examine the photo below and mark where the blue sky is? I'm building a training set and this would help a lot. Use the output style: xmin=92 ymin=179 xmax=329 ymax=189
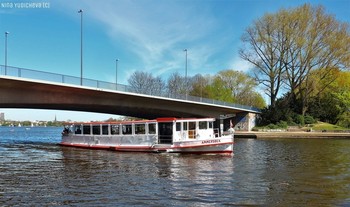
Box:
xmin=0 ymin=0 xmax=349 ymax=122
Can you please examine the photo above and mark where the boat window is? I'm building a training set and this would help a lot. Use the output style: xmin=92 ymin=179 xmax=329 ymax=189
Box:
xmin=111 ymin=125 xmax=120 ymax=135
xmin=148 ymin=123 xmax=156 ymax=134
xmin=122 ymin=124 xmax=132 ymax=135
xmin=102 ymin=125 xmax=109 ymax=135
xmin=189 ymin=122 xmax=196 ymax=130
xmin=83 ymin=125 xmax=91 ymax=135
xmin=75 ymin=125 xmax=82 ymax=134
xmin=199 ymin=121 xmax=207 ymax=129
xmin=93 ymin=125 xmax=100 ymax=135
xmin=209 ymin=122 xmax=213 ymax=129
xmin=135 ymin=124 xmax=145 ymax=134
xmin=176 ymin=122 xmax=181 ymax=131
xmin=183 ymin=122 xmax=188 ymax=130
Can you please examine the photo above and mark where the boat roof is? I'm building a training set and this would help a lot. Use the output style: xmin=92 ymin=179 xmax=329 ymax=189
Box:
xmin=64 ymin=117 xmax=215 ymax=125
xmin=156 ymin=117 xmax=215 ymax=122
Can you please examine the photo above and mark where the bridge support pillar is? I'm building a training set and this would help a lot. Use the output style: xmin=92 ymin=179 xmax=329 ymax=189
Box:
xmin=217 ymin=112 xmax=257 ymax=132
xmin=230 ymin=112 xmax=257 ymax=131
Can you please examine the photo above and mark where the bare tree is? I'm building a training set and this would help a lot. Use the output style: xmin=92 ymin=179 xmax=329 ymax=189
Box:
xmin=240 ymin=13 xmax=286 ymax=107
xmin=128 ymin=71 xmax=165 ymax=96
xmin=166 ymin=72 xmax=188 ymax=96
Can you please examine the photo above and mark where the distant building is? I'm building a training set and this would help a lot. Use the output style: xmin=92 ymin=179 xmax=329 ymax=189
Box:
xmin=0 ymin=112 xmax=4 ymax=122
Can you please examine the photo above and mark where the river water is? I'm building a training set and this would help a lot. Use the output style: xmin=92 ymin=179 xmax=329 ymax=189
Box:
xmin=0 ymin=127 xmax=350 ymax=206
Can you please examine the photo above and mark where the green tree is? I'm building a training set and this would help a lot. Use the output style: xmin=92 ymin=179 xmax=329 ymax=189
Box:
xmin=189 ymin=74 xmax=210 ymax=98
xmin=213 ymin=70 xmax=265 ymax=107
xmin=283 ymin=5 xmax=350 ymax=115
xmin=240 ymin=4 xmax=350 ymax=115
xmin=308 ymin=70 xmax=350 ymax=125
xmin=206 ymin=76 xmax=235 ymax=103
xmin=203 ymin=70 xmax=266 ymax=108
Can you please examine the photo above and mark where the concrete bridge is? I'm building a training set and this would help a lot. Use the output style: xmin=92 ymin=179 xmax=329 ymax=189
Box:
xmin=0 ymin=66 xmax=260 ymax=131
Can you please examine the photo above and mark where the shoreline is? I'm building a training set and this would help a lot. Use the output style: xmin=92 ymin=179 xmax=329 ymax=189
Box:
xmin=235 ymin=131 xmax=350 ymax=139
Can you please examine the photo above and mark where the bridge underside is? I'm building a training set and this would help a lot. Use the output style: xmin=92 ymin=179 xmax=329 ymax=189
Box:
xmin=0 ymin=77 xmax=245 ymax=120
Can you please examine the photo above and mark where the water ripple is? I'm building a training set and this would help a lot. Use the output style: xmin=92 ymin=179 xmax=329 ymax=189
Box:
xmin=1 ymin=127 xmax=350 ymax=206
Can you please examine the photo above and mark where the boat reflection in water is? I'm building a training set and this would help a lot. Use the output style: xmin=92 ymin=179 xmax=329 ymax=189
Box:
xmin=61 ymin=117 xmax=234 ymax=154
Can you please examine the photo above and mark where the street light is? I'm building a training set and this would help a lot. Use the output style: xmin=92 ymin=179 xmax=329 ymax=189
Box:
xmin=5 ymin=31 xmax=9 ymax=75
xmin=183 ymin=49 xmax=188 ymax=97
xmin=116 ymin=59 xmax=119 ymax=90
xmin=78 ymin=9 xmax=83 ymax=85
xmin=183 ymin=49 xmax=188 ymax=79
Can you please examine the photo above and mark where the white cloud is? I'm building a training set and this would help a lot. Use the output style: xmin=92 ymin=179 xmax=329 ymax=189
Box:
xmin=68 ymin=1 xmax=227 ymax=75
xmin=229 ymin=56 xmax=254 ymax=72
xmin=54 ymin=0 xmax=242 ymax=79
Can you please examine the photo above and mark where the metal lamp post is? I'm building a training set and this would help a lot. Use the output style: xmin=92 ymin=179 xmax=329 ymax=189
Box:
xmin=183 ymin=49 xmax=187 ymax=80
xmin=5 ymin=31 xmax=9 ymax=75
xmin=183 ymin=49 xmax=188 ymax=98
xmin=116 ymin=59 xmax=119 ymax=90
xmin=78 ymin=9 xmax=83 ymax=85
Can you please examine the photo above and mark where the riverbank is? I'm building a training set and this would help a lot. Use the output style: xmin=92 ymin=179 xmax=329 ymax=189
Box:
xmin=235 ymin=131 xmax=350 ymax=139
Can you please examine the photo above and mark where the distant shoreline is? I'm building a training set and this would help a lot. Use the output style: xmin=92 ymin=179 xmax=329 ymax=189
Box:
xmin=235 ymin=131 xmax=350 ymax=139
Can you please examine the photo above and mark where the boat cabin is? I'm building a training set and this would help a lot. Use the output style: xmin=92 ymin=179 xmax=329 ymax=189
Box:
xmin=157 ymin=118 xmax=218 ymax=144
xmin=66 ymin=118 xmax=219 ymax=144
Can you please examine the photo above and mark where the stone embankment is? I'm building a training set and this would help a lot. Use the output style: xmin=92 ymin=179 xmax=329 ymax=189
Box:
xmin=235 ymin=131 xmax=350 ymax=139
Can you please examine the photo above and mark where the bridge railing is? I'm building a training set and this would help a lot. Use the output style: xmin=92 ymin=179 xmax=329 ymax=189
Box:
xmin=0 ymin=65 xmax=261 ymax=112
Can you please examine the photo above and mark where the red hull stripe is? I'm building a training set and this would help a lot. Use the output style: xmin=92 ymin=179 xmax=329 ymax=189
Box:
xmin=168 ymin=150 xmax=233 ymax=154
xmin=60 ymin=142 xmax=233 ymax=153
xmin=60 ymin=142 xmax=111 ymax=149
xmin=171 ymin=142 xmax=234 ymax=149
xmin=60 ymin=144 xmax=232 ymax=154
xmin=60 ymin=142 xmax=159 ymax=151
xmin=60 ymin=142 xmax=233 ymax=149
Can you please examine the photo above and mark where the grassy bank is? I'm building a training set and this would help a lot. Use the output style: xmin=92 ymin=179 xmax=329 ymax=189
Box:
xmin=301 ymin=122 xmax=348 ymax=131
xmin=240 ymin=122 xmax=350 ymax=139
xmin=253 ymin=121 xmax=349 ymax=132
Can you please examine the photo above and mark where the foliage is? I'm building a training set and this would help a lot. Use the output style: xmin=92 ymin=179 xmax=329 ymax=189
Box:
xmin=0 ymin=120 xmax=63 ymax=127
xmin=277 ymin=121 xmax=288 ymax=129
xmin=304 ymin=115 xmax=316 ymax=125
xmin=257 ymin=94 xmax=322 ymax=127
xmin=206 ymin=77 xmax=235 ymax=103
xmin=244 ymin=4 xmax=350 ymax=128
xmin=307 ymin=70 xmax=350 ymax=125
xmin=294 ymin=114 xmax=304 ymax=126
xmin=240 ymin=3 xmax=350 ymax=113
xmin=203 ymin=70 xmax=266 ymax=108
xmin=257 ymin=96 xmax=293 ymax=125
xmin=337 ymin=112 xmax=350 ymax=128
xmin=128 ymin=69 xmax=266 ymax=109
xmin=188 ymin=74 xmax=210 ymax=98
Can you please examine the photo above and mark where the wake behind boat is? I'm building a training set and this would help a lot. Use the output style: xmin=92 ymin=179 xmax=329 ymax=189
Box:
xmin=60 ymin=117 xmax=234 ymax=154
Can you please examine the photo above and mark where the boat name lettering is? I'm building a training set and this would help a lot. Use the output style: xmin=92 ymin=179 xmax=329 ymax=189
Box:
xmin=202 ymin=139 xmax=220 ymax=144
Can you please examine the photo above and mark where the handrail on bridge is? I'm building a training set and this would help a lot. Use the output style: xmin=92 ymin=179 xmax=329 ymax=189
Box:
xmin=0 ymin=65 xmax=261 ymax=113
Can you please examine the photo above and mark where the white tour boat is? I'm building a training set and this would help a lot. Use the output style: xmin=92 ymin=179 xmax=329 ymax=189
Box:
xmin=61 ymin=117 xmax=234 ymax=154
